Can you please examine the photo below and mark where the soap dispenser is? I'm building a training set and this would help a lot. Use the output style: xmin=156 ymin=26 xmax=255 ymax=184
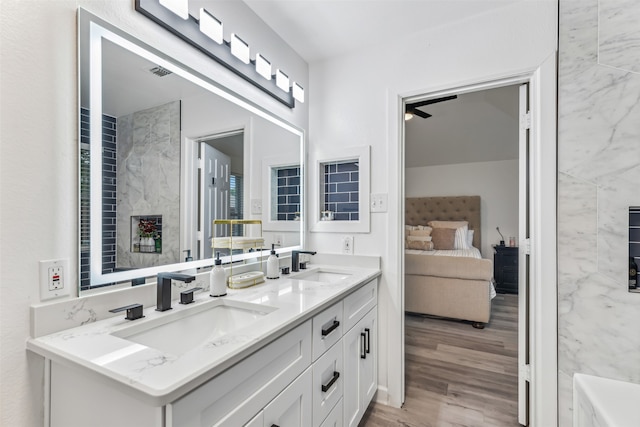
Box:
xmin=209 ymin=252 xmax=227 ymax=297
xmin=266 ymin=244 xmax=280 ymax=279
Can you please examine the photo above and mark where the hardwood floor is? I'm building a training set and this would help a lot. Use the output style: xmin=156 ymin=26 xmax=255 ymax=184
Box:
xmin=360 ymin=294 xmax=519 ymax=427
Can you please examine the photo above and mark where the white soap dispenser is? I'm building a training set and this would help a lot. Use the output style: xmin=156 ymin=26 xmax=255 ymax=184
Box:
xmin=209 ymin=252 xmax=227 ymax=297
xmin=266 ymin=244 xmax=280 ymax=279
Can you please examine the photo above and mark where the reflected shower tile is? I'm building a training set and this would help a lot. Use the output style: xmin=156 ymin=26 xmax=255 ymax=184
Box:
xmin=598 ymin=0 xmax=640 ymax=74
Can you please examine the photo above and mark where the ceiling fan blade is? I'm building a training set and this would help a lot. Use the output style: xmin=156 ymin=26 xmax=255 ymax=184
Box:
xmin=410 ymin=109 xmax=432 ymax=119
xmin=406 ymin=95 xmax=458 ymax=110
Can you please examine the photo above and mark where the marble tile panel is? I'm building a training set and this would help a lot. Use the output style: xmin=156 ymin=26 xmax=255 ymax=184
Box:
xmin=596 ymin=175 xmax=640 ymax=282
xmin=558 ymin=269 xmax=640 ymax=382
xmin=558 ymin=370 xmax=574 ymax=427
xmin=598 ymin=0 xmax=640 ymax=74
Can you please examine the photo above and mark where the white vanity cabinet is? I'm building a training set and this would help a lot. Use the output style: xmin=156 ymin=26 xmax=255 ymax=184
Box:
xmin=342 ymin=280 xmax=378 ymax=427
xmin=42 ymin=277 xmax=378 ymax=427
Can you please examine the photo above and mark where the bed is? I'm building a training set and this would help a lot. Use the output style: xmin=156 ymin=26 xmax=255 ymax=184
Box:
xmin=405 ymin=196 xmax=495 ymax=328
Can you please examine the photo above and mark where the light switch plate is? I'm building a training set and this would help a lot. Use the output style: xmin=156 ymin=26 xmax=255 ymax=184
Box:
xmin=39 ymin=258 xmax=71 ymax=301
xmin=251 ymin=199 xmax=262 ymax=214
xmin=371 ymin=193 xmax=388 ymax=212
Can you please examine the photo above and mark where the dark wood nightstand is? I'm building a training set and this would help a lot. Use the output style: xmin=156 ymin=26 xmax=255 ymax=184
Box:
xmin=493 ymin=245 xmax=518 ymax=294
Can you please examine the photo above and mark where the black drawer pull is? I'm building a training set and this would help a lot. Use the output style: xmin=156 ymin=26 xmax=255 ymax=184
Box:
xmin=321 ymin=371 xmax=340 ymax=392
xmin=365 ymin=328 xmax=371 ymax=354
xmin=360 ymin=332 xmax=366 ymax=359
xmin=271 ymin=425 xmax=279 ymax=427
xmin=321 ymin=320 xmax=340 ymax=336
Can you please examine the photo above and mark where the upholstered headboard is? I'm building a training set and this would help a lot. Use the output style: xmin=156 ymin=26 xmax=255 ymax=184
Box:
xmin=405 ymin=196 xmax=481 ymax=249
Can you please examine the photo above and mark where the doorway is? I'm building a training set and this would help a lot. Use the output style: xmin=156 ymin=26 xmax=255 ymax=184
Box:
xmin=390 ymin=60 xmax=557 ymax=427
xmin=403 ymin=83 xmax=523 ymax=425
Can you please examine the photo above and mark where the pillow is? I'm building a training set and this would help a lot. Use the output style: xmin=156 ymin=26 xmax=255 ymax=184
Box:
xmin=431 ymin=227 xmax=456 ymax=250
xmin=427 ymin=221 xmax=469 ymax=249
xmin=409 ymin=227 xmax=432 ymax=237
xmin=467 ymin=229 xmax=475 ymax=248
xmin=427 ymin=220 xmax=468 ymax=229
xmin=406 ymin=236 xmax=434 ymax=251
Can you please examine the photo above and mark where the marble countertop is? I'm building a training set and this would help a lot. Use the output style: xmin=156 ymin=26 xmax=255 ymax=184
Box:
xmin=27 ymin=264 xmax=380 ymax=406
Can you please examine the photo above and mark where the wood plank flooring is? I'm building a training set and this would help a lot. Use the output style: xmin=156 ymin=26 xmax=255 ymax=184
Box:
xmin=360 ymin=294 xmax=519 ymax=427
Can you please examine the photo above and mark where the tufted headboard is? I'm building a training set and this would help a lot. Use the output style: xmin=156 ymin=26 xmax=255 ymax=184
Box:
xmin=405 ymin=196 xmax=481 ymax=249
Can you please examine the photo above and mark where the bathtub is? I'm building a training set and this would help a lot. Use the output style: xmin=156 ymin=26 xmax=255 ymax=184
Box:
xmin=573 ymin=373 xmax=640 ymax=427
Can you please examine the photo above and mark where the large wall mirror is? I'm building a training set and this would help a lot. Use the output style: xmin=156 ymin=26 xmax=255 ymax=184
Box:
xmin=79 ymin=9 xmax=304 ymax=292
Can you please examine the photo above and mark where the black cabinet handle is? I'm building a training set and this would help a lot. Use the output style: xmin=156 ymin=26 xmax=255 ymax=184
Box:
xmin=360 ymin=332 xmax=366 ymax=359
xmin=321 ymin=320 xmax=340 ymax=337
xmin=365 ymin=328 xmax=371 ymax=354
xmin=271 ymin=425 xmax=279 ymax=427
xmin=321 ymin=371 xmax=340 ymax=392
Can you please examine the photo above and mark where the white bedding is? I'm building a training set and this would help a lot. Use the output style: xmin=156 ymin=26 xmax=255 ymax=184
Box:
xmin=405 ymin=246 xmax=497 ymax=298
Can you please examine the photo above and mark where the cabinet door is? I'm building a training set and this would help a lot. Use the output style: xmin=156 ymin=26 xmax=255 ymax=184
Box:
xmin=313 ymin=340 xmax=343 ymax=427
xmin=264 ymin=367 xmax=312 ymax=427
xmin=342 ymin=307 xmax=377 ymax=427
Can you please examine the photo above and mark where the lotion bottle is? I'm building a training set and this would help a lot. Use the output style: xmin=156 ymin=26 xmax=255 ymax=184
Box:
xmin=266 ymin=244 xmax=280 ymax=279
xmin=210 ymin=252 xmax=227 ymax=297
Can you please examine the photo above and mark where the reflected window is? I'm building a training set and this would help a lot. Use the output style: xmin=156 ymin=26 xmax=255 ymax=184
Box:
xmin=272 ymin=166 xmax=300 ymax=221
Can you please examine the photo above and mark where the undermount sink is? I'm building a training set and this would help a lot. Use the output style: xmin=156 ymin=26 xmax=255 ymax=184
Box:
xmin=111 ymin=299 xmax=276 ymax=356
xmin=291 ymin=268 xmax=352 ymax=283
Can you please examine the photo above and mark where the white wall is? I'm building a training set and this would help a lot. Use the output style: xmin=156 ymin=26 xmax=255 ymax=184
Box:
xmin=406 ymin=159 xmax=519 ymax=258
xmin=307 ymin=1 xmax=557 ymax=407
xmin=0 ymin=1 xmax=308 ymax=426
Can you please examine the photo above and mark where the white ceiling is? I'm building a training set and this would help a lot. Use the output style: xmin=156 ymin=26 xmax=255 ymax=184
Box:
xmin=404 ymin=85 xmax=520 ymax=168
xmin=243 ymin=0 xmax=511 ymax=63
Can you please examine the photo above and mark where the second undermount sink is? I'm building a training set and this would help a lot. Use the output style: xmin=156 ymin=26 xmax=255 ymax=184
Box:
xmin=111 ymin=299 xmax=276 ymax=356
xmin=291 ymin=268 xmax=352 ymax=283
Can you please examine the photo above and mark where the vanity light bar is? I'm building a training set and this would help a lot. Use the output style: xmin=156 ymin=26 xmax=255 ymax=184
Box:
xmin=136 ymin=0 xmax=304 ymax=107
xmin=199 ymin=8 xmax=223 ymax=44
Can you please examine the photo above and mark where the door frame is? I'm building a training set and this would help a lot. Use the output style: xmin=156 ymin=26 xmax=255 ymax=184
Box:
xmin=388 ymin=54 xmax=557 ymax=426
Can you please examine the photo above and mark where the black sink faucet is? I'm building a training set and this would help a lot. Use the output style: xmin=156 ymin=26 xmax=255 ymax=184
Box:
xmin=156 ymin=272 xmax=195 ymax=312
xmin=291 ymin=250 xmax=317 ymax=272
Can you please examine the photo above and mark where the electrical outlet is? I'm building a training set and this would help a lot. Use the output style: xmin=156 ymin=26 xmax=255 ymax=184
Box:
xmin=251 ymin=199 xmax=262 ymax=214
xmin=342 ymin=236 xmax=354 ymax=254
xmin=39 ymin=259 xmax=71 ymax=301
xmin=371 ymin=193 xmax=388 ymax=212
xmin=274 ymin=234 xmax=284 ymax=246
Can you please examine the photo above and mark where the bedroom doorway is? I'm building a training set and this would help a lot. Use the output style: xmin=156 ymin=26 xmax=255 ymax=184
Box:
xmin=401 ymin=81 xmax=531 ymax=425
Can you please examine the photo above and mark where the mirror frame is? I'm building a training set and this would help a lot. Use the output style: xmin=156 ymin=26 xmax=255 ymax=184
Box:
xmin=79 ymin=9 xmax=305 ymax=289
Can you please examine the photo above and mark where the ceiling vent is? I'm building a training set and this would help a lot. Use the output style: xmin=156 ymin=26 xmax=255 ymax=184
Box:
xmin=149 ymin=66 xmax=173 ymax=77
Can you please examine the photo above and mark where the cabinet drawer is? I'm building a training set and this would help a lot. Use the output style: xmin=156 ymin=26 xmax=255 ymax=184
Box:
xmin=313 ymin=340 xmax=343 ymax=427
xmin=167 ymin=320 xmax=312 ymax=427
xmin=263 ymin=367 xmax=313 ymax=427
xmin=320 ymin=398 xmax=343 ymax=427
xmin=343 ymin=279 xmax=377 ymax=332
xmin=312 ymin=301 xmax=343 ymax=361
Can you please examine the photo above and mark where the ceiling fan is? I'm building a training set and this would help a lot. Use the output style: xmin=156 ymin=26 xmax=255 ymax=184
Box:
xmin=405 ymin=95 xmax=458 ymax=120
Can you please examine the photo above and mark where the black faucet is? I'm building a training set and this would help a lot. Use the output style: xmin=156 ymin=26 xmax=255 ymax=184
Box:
xmin=156 ymin=272 xmax=195 ymax=312
xmin=291 ymin=250 xmax=317 ymax=272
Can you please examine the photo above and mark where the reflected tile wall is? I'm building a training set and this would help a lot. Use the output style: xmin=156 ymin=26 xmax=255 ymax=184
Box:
xmin=558 ymin=0 xmax=640 ymax=425
xmin=116 ymin=101 xmax=181 ymax=269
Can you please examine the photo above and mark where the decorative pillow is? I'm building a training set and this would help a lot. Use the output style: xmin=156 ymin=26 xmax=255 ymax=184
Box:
xmin=431 ymin=227 xmax=456 ymax=250
xmin=406 ymin=236 xmax=434 ymax=251
xmin=467 ymin=229 xmax=475 ymax=248
xmin=427 ymin=221 xmax=469 ymax=249
xmin=409 ymin=227 xmax=432 ymax=237
xmin=427 ymin=220 xmax=468 ymax=229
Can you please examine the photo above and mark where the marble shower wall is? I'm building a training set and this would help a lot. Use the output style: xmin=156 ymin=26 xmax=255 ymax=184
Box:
xmin=558 ymin=0 xmax=640 ymax=425
xmin=116 ymin=101 xmax=181 ymax=269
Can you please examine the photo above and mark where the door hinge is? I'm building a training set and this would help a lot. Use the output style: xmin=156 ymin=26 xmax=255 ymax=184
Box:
xmin=524 ymin=238 xmax=531 ymax=255
xmin=520 ymin=364 xmax=532 ymax=382
xmin=520 ymin=111 xmax=531 ymax=130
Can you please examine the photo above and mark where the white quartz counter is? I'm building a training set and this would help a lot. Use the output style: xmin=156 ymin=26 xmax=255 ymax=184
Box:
xmin=27 ymin=264 xmax=380 ymax=406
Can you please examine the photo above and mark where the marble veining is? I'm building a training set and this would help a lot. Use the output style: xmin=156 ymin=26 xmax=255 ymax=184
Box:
xmin=559 ymin=0 xmax=640 ymax=424
xmin=27 ymin=263 xmax=380 ymax=406
xmin=598 ymin=0 xmax=640 ymax=74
